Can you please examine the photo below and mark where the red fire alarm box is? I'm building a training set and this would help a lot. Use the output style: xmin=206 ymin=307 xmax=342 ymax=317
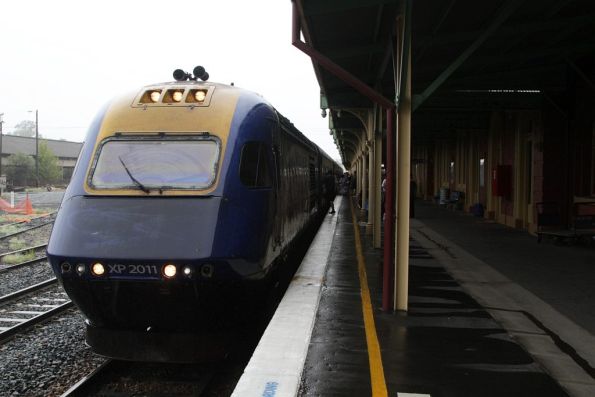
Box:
xmin=492 ymin=165 xmax=512 ymax=198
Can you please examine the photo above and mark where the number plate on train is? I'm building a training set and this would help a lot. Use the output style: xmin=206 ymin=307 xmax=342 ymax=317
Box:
xmin=107 ymin=264 xmax=160 ymax=278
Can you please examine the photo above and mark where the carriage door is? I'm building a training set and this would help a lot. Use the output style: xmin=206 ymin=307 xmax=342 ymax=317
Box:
xmin=271 ymin=121 xmax=284 ymax=250
xmin=308 ymin=154 xmax=317 ymax=213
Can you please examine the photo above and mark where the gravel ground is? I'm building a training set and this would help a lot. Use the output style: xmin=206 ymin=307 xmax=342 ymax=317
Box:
xmin=0 ymin=203 xmax=103 ymax=397
xmin=0 ymin=222 xmax=53 ymax=255
xmin=89 ymin=362 xmax=217 ymax=396
xmin=0 ymin=309 xmax=105 ymax=397
xmin=0 ymin=213 xmax=55 ymax=300
xmin=0 ymin=261 xmax=55 ymax=297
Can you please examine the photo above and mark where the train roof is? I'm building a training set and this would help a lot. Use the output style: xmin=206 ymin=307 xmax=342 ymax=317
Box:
xmin=97 ymin=79 xmax=340 ymax=170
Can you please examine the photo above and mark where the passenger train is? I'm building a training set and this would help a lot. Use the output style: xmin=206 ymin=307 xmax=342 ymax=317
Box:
xmin=47 ymin=67 xmax=341 ymax=362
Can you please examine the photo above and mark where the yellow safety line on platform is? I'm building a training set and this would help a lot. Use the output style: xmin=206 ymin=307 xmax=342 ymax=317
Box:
xmin=349 ymin=199 xmax=388 ymax=397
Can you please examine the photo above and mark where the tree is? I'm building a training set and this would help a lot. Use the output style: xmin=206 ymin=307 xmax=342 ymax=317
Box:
xmin=12 ymin=120 xmax=36 ymax=137
xmin=6 ymin=153 xmax=34 ymax=186
xmin=38 ymin=142 xmax=62 ymax=185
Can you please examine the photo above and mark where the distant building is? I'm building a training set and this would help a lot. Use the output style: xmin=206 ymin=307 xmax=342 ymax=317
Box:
xmin=1 ymin=134 xmax=83 ymax=185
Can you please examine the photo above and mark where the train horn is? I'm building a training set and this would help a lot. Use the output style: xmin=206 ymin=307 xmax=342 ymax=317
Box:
xmin=193 ymin=66 xmax=209 ymax=81
xmin=173 ymin=69 xmax=189 ymax=81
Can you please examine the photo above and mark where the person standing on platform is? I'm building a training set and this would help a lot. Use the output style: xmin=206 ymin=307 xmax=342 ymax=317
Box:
xmin=381 ymin=168 xmax=386 ymax=218
xmin=410 ymin=176 xmax=417 ymax=218
xmin=324 ymin=170 xmax=337 ymax=214
xmin=339 ymin=172 xmax=350 ymax=195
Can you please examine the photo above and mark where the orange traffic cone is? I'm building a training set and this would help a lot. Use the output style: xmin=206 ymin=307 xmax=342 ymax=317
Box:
xmin=24 ymin=193 xmax=33 ymax=215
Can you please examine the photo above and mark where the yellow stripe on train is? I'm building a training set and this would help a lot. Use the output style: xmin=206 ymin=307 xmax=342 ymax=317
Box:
xmin=83 ymin=82 xmax=240 ymax=196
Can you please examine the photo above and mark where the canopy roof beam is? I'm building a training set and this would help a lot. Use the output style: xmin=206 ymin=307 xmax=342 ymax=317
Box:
xmin=412 ymin=0 xmax=526 ymax=111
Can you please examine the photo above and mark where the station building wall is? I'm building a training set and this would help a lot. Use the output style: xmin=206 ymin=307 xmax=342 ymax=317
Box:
xmin=416 ymin=81 xmax=595 ymax=235
xmin=417 ymin=109 xmax=548 ymax=234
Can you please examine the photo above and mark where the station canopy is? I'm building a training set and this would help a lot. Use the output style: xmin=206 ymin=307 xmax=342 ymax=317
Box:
xmin=296 ymin=0 xmax=595 ymax=161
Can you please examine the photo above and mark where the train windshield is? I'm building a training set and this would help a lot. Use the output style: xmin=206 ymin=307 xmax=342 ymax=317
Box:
xmin=90 ymin=137 xmax=220 ymax=191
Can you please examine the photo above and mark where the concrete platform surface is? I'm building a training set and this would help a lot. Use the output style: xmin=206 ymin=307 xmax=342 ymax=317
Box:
xmin=233 ymin=197 xmax=595 ymax=396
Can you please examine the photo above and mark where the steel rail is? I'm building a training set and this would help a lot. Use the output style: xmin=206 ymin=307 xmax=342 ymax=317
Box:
xmin=0 ymin=278 xmax=57 ymax=304
xmin=60 ymin=360 xmax=115 ymax=397
xmin=0 ymin=279 xmax=71 ymax=343
xmin=0 ymin=243 xmax=48 ymax=272
xmin=0 ymin=256 xmax=48 ymax=274
xmin=61 ymin=360 xmax=216 ymax=397
xmin=0 ymin=221 xmax=54 ymax=241
xmin=0 ymin=243 xmax=47 ymax=259
xmin=0 ymin=301 xmax=73 ymax=343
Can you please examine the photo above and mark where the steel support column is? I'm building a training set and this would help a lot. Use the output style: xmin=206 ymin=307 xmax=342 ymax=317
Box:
xmin=374 ymin=126 xmax=383 ymax=248
xmin=367 ymin=131 xmax=375 ymax=234
xmin=390 ymin=0 xmax=412 ymax=312
xmin=362 ymin=150 xmax=368 ymax=216
xmin=383 ymin=107 xmax=395 ymax=312
xmin=395 ymin=43 xmax=411 ymax=312
xmin=356 ymin=157 xmax=361 ymax=201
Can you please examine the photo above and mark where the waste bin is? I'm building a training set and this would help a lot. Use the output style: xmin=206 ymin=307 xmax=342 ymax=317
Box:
xmin=439 ymin=188 xmax=449 ymax=206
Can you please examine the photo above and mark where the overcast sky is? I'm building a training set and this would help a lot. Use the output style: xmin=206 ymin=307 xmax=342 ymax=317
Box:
xmin=0 ymin=0 xmax=340 ymax=161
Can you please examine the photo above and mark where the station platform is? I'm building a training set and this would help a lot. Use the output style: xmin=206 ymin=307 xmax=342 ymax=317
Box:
xmin=233 ymin=196 xmax=595 ymax=397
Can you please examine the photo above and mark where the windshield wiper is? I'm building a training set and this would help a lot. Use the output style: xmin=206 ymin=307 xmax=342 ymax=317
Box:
xmin=118 ymin=156 xmax=150 ymax=194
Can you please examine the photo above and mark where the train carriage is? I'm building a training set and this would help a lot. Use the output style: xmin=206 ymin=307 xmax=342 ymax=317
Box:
xmin=47 ymin=67 xmax=340 ymax=362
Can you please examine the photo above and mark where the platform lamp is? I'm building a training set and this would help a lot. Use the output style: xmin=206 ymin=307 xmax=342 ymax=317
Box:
xmin=28 ymin=110 xmax=39 ymax=187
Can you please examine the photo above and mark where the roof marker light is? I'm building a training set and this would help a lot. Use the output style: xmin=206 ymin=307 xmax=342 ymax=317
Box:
xmin=194 ymin=90 xmax=207 ymax=102
xmin=172 ymin=91 xmax=183 ymax=102
xmin=149 ymin=91 xmax=161 ymax=103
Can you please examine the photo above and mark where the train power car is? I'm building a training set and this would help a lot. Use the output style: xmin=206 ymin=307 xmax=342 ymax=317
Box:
xmin=47 ymin=67 xmax=341 ymax=362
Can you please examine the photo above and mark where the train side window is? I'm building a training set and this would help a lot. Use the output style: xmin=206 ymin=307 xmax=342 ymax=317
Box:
xmin=240 ymin=142 xmax=271 ymax=188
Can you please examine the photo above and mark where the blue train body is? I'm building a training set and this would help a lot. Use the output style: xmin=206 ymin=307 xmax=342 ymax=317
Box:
xmin=47 ymin=77 xmax=340 ymax=361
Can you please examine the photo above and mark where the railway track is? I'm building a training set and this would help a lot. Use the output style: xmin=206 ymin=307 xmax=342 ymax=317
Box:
xmin=61 ymin=360 xmax=217 ymax=397
xmin=0 ymin=218 xmax=55 ymax=242
xmin=0 ymin=245 xmax=48 ymax=272
xmin=0 ymin=279 xmax=72 ymax=343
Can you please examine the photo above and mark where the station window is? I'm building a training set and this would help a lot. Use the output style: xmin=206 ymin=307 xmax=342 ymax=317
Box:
xmin=239 ymin=142 xmax=271 ymax=188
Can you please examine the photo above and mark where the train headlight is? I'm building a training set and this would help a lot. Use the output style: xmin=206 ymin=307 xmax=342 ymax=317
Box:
xmin=91 ymin=262 xmax=105 ymax=276
xmin=200 ymin=263 xmax=214 ymax=278
xmin=163 ymin=264 xmax=177 ymax=278
xmin=194 ymin=90 xmax=207 ymax=102
xmin=172 ymin=90 xmax=183 ymax=102
xmin=60 ymin=262 xmax=71 ymax=274
xmin=149 ymin=90 xmax=161 ymax=103
xmin=183 ymin=266 xmax=192 ymax=277
xmin=76 ymin=264 xmax=86 ymax=275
